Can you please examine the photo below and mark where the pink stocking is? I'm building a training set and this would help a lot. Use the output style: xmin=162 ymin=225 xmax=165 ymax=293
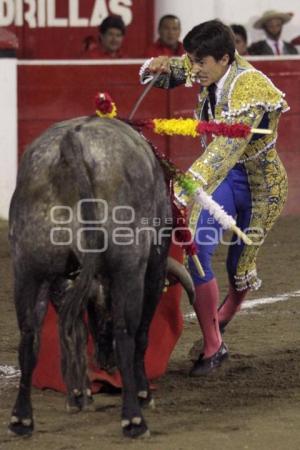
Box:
xmin=218 ymin=283 xmax=248 ymax=325
xmin=193 ymin=278 xmax=222 ymax=358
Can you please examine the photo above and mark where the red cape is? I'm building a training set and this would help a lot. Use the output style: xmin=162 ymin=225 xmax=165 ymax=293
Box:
xmin=32 ymin=246 xmax=183 ymax=392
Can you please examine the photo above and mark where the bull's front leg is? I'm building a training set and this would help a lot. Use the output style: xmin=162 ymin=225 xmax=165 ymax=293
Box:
xmin=87 ymin=296 xmax=116 ymax=372
xmin=111 ymin=270 xmax=150 ymax=438
xmin=135 ymin=245 xmax=169 ymax=409
xmin=114 ymin=328 xmax=149 ymax=438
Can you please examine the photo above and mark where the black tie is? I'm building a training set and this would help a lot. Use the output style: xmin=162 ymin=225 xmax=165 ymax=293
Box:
xmin=208 ymin=83 xmax=217 ymax=117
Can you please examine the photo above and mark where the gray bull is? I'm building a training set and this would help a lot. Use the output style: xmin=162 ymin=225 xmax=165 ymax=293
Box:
xmin=8 ymin=116 xmax=194 ymax=438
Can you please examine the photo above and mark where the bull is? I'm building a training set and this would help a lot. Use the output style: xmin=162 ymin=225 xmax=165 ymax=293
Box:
xmin=8 ymin=116 xmax=194 ymax=438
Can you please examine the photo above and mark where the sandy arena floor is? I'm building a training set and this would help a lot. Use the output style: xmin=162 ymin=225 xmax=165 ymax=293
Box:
xmin=1 ymin=217 xmax=300 ymax=450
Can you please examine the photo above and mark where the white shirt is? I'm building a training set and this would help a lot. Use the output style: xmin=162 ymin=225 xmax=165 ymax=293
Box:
xmin=206 ymin=65 xmax=232 ymax=116
xmin=266 ymin=38 xmax=284 ymax=55
xmin=215 ymin=65 xmax=232 ymax=104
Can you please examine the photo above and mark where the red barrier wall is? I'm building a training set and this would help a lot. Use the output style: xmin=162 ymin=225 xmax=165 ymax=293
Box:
xmin=18 ymin=58 xmax=300 ymax=215
xmin=4 ymin=0 xmax=154 ymax=59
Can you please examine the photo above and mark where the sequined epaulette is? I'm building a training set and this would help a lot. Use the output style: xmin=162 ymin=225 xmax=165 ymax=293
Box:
xmin=225 ymin=69 xmax=289 ymax=117
xmin=169 ymin=54 xmax=195 ymax=87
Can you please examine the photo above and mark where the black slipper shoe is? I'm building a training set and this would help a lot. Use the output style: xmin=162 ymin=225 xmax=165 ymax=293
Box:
xmin=189 ymin=342 xmax=229 ymax=376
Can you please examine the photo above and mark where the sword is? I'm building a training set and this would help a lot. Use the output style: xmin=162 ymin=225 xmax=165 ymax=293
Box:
xmin=128 ymin=71 xmax=207 ymax=279
xmin=128 ymin=72 xmax=161 ymax=121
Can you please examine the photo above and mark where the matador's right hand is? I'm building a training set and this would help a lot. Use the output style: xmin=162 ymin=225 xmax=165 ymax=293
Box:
xmin=148 ymin=56 xmax=171 ymax=74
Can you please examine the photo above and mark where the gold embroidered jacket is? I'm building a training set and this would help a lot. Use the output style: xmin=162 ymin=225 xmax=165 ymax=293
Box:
xmin=142 ymin=54 xmax=288 ymax=290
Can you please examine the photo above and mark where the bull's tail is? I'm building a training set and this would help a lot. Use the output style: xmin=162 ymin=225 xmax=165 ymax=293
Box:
xmin=59 ymin=127 xmax=98 ymax=319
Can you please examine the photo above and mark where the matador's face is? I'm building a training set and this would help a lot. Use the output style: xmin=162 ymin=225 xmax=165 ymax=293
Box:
xmin=187 ymin=53 xmax=230 ymax=87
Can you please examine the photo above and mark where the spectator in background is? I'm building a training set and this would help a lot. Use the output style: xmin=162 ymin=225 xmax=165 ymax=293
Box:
xmin=82 ymin=15 xmax=126 ymax=58
xmin=291 ymin=35 xmax=300 ymax=47
xmin=248 ymin=10 xmax=298 ymax=55
xmin=230 ymin=24 xmax=248 ymax=56
xmin=146 ymin=14 xmax=184 ymax=57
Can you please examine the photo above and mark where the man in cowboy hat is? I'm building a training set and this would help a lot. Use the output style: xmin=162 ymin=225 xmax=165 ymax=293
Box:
xmin=248 ymin=10 xmax=298 ymax=55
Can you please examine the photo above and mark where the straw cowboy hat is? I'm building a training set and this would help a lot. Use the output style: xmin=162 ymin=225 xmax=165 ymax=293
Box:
xmin=253 ymin=10 xmax=294 ymax=29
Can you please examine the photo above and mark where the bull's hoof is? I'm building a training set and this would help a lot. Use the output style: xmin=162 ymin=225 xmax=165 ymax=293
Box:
xmin=66 ymin=389 xmax=94 ymax=413
xmin=8 ymin=416 xmax=34 ymax=437
xmin=121 ymin=417 xmax=150 ymax=439
xmin=81 ymin=390 xmax=95 ymax=412
xmin=138 ymin=390 xmax=155 ymax=409
xmin=66 ymin=402 xmax=81 ymax=414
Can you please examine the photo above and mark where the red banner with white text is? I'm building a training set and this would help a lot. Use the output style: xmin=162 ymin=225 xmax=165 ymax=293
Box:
xmin=0 ymin=0 xmax=154 ymax=58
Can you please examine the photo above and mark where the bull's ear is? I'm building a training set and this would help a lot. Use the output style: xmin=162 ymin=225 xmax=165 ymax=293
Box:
xmin=166 ymin=257 xmax=195 ymax=305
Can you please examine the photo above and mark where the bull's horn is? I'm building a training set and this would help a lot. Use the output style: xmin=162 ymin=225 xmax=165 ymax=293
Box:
xmin=166 ymin=257 xmax=195 ymax=305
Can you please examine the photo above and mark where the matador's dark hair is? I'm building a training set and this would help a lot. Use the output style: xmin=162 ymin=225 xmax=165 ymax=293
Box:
xmin=183 ymin=20 xmax=235 ymax=63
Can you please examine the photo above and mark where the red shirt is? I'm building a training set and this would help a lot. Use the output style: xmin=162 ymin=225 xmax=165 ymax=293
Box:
xmin=145 ymin=39 xmax=185 ymax=57
xmin=291 ymin=36 xmax=300 ymax=46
